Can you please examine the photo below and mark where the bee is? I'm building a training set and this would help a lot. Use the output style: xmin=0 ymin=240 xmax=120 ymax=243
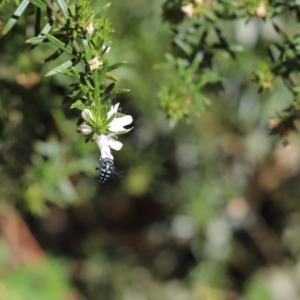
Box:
xmin=96 ymin=158 xmax=124 ymax=183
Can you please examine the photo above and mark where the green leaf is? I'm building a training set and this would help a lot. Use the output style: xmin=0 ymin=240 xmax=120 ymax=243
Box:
xmin=63 ymin=86 xmax=81 ymax=104
xmin=82 ymin=38 xmax=92 ymax=61
xmin=105 ymin=73 xmax=118 ymax=82
xmin=44 ymin=49 xmax=63 ymax=63
xmin=93 ymin=70 xmax=100 ymax=102
xmin=79 ymin=84 xmax=89 ymax=95
xmin=40 ymin=22 xmax=53 ymax=35
xmin=26 ymin=35 xmax=47 ymax=45
xmin=66 ymin=67 xmax=81 ymax=79
xmin=94 ymin=2 xmax=111 ymax=18
xmin=28 ymin=21 xmax=53 ymax=48
xmin=30 ymin=0 xmax=47 ymax=10
xmin=2 ymin=0 xmax=30 ymax=35
xmin=174 ymin=38 xmax=193 ymax=55
xmin=45 ymin=59 xmax=78 ymax=77
xmin=83 ymin=77 xmax=94 ymax=91
xmin=71 ymin=100 xmax=85 ymax=110
xmin=34 ymin=7 xmax=41 ymax=36
xmin=85 ymin=135 xmax=93 ymax=143
xmin=102 ymin=83 xmax=115 ymax=100
xmin=113 ymin=88 xmax=130 ymax=94
xmin=44 ymin=33 xmax=74 ymax=54
xmin=98 ymin=60 xmax=109 ymax=85
xmin=102 ymin=110 xmax=116 ymax=127
xmin=26 ymin=32 xmax=64 ymax=45
xmin=59 ymin=67 xmax=82 ymax=78
xmin=272 ymin=23 xmax=290 ymax=42
xmin=189 ymin=52 xmax=204 ymax=74
xmin=56 ymin=0 xmax=69 ymax=18
xmin=107 ymin=61 xmax=127 ymax=72
xmin=76 ymin=117 xmax=83 ymax=126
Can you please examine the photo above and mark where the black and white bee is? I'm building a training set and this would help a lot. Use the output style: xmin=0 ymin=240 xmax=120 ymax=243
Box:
xmin=96 ymin=158 xmax=124 ymax=183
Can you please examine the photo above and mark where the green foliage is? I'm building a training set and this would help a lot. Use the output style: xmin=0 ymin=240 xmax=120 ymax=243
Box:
xmin=158 ymin=52 xmax=217 ymax=126
xmin=245 ymin=277 xmax=273 ymax=300
xmin=2 ymin=1 xmax=300 ymax=300
xmin=0 ymin=241 xmax=71 ymax=300
xmin=159 ymin=0 xmax=300 ymax=139
xmin=2 ymin=0 xmax=129 ymax=143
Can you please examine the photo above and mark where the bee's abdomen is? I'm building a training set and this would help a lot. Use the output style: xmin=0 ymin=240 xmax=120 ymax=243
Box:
xmin=99 ymin=166 xmax=112 ymax=182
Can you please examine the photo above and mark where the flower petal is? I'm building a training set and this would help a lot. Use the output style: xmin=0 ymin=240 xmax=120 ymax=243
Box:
xmin=114 ymin=115 xmax=133 ymax=127
xmin=108 ymin=116 xmax=132 ymax=133
xmin=79 ymin=124 xmax=93 ymax=135
xmin=108 ymin=124 xmax=123 ymax=132
xmin=119 ymin=127 xmax=134 ymax=134
xmin=101 ymin=146 xmax=113 ymax=159
xmin=96 ymin=135 xmax=113 ymax=159
xmin=181 ymin=3 xmax=194 ymax=18
xmin=96 ymin=134 xmax=109 ymax=148
xmin=108 ymin=138 xmax=123 ymax=150
xmin=82 ymin=109 xmax=94 ymax=121
xmin=107 ymin=103 xmax=120 ymax=120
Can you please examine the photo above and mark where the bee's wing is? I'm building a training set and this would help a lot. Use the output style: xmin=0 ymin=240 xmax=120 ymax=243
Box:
xmin=112 ymin=168 xmax=125 ymax=178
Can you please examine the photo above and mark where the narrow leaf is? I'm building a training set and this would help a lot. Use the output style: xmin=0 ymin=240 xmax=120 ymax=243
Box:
xmin=82 ymin=38 xmax=92 ymax=61
xmin=26 ymin=33 xmax=64 ymax=45
xmin=43 ymin=49 xmax=63 ymax=63
xmin=83 ymin=76 xmax=94 ymax=90
xmin=56 ymin=0 xmax=69 ymax=18
xmin=2 ymin=0 xmax=30 ymax=35
xmin=113 ymin=88 xmax=130 ymax=94
xmin=76 ymin=117 xmax=83 ymax=126
xmin=98 ymin=60 xmax=110 ymax=84
xmin=71 ymin=100 xmax=85 ymax=110
xmin=44 ymin=33 xmax=74 ymax=54
xmin=102 ymin=83 xmax=115 ymax=100
xmin=95 ymin=2 xmax=111 ymax=18
xmin=79 ymin=84 xmax=89 ymax=95
xmin=30 ymin=0 xmax=47 ymax=10
xmin=174 ymin=38 xmax=193 ymax=55
xmin=45 ymin=59 xmax=77 ymax=76
xmin=189 ymin=52 xmax=203 ymax=74
xmin=54 ymin=65 xmax=81 ymax=77
xmin=26 ymin=35 xmax=47 ymax=45
xmin=63 ymin=86 xmax=81 ymax=104
xmin=40 ymin=22 xmax=53 ymax=34
xmin=93 ymin=70 xmax=100 ymax=102
xmin=28 ymin=22 xmax=53 ymax=49
xmin=34 ymin=7 xmax=41 ymax=36
xmin=105 ymin=73 xmax=118 ymax=82
xmin=67 ymin=67 xmax=81 ymax=79
xmin=107 ymin=61 xmax=127 ymax=72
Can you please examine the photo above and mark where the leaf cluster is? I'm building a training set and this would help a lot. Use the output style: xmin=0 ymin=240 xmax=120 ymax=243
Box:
xmin=2 ymin=0 xmax=129 ymax=140
xmin=161 ymin=0 xmax=300 ymax=140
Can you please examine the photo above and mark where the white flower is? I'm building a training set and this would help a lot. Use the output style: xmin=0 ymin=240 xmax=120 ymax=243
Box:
xmin=79 ymin=104 xmax=133 ymax=158
xmin=96 ymin=134 xmax=123 ymax=159
xmin=181 ymin=3 xmax=194 ymax=18
xmin=79 ymin=109 xmax=94 ymax=135
xmin=89 ymin=57 xmax=103 ymax=71
xmin=256 ymin=1 xmax=267 ymax=17
xmin=82 ymin=109 xmax=94 ymax=121
xmin=79 ymin=124 xmax=93 ymax=135
xmin=86 ymin=22 xmax=94 ymax=35
xmin=106 ymin=103 xmax=133 ymax=133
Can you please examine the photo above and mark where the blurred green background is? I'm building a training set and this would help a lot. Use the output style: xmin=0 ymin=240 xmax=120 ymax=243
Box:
xmin=1 ymin=1 xmax=300 ymax=299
